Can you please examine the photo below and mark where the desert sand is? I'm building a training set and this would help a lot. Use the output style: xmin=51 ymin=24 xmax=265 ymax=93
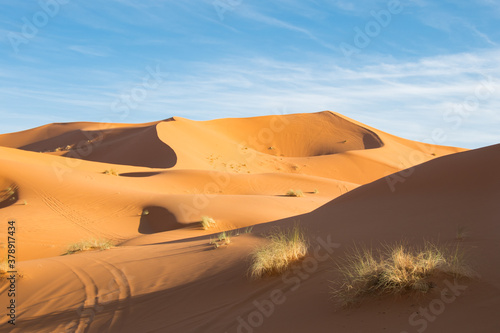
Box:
xmin=0 ymin=111 xmax=498 ymax=332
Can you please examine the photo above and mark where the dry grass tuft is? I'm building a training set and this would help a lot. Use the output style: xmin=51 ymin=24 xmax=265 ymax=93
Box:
xmin=200 ymin=216 xmax=216 ymax=230
xmin=209 ymin=231 xmax=232 ymax=249
xmin=0 ymin=260 xmax=9 ymax=279
xmin=209 ymin=227 xmax=254 ymax=249
xmin=331 ymin=242 xmax=474 ymax=306
xmin=103 ymin=169 xmax=119 ymax=176
xmin=249 ymin=225 xmax=308 ymax=278
xmin=0 ymin=185 xmax=17 ymax=203
xmin=285 ymin=189 xmax=304 ymax=197
xmin=64 ymin=239 xmax=115 ymax=255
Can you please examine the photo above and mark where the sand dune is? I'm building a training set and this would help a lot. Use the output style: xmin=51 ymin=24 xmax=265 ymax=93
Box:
xmin=0 ymin=111 xmax=463 ymax=260
xmin=1 ymin=111 xmax=496 ymax=333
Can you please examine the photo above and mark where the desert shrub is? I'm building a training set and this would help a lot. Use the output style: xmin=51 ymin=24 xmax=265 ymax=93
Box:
xmin=200 ymin=216 xmax=216 ymax=230
xmin=249 ymin=225 xmax=308 ymax=278
xmin=285 ymin=189 xmax=304 ymax=197
xmin=331 ymin=242 xmax=474 ymax=306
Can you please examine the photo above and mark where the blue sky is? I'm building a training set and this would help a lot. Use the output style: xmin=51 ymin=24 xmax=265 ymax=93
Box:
xmin=1 ymin=0 xmax=499 ymax=148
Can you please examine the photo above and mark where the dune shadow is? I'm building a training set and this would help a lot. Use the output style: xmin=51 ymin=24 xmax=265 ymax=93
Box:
xmin=65 ymin=126 xmax=177 ymax=168
xmin=138 ymin=206 xmax=185 ymax=234
xmin=18 ymin=125 xmax=177 ymax=169
xmin=362 ymin=132 xmax=384 ymax=149
xmin=120 ymin=172 xmax=161 ymax=178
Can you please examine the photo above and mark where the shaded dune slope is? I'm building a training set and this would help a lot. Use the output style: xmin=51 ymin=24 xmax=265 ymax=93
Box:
xmin=0 ymin=122 xmax=176 ymax=168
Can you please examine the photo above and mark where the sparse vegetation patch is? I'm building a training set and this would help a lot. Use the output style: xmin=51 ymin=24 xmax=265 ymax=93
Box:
xmin=200 ymin=216 xmax=216 ymax=230
xmin=0 ymin=186 xmax=17 ymax=203
xmin=210 ymin=231 xmax=232 ymax=248
xmin=331 ymin=242 xmax=474 ymax=306
xmin=64 ymin=239 xmax=114 ymax=255
xmin=285 ymin=189 xmax=304 ymax=197
xmin=103 ymin=169 xmax=119 ymax=176
xmin=249 ymin=225 xmax=308 ymax=278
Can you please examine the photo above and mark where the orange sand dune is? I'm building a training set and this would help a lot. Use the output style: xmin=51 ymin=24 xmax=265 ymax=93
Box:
xmin=1 ymin=111 xmax=494 ymax=333
xmin=0 ymin=111 xmax=463 ymax=260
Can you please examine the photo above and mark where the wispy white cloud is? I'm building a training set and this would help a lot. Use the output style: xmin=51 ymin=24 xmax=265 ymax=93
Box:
xmin=68 ymin=45 xmax=111 ymax=57
xmin=417 ymin=11 xmax=456 ymax=32
xmin=465 ymin=24 xmax=497 ymax=46
xmin=414 ymin=6 xmax=498 ymax=47
xmin=2 ymin=49 xmax=500 ymax=149
xmin=235 ymin=6 xmax=338 ymax=51
xmin=131 ymin=50 xmax=500 ymax=148
xmin=1 ymin=0 xmax=499 ymax=150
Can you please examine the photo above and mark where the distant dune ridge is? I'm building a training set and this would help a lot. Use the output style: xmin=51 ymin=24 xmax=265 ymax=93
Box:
xmin=0 ymin=111 xmax=498 ymax=332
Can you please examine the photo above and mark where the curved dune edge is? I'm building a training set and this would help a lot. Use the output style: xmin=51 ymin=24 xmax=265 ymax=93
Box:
xmin=61 ymin=124 xmax=177 ymax=168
